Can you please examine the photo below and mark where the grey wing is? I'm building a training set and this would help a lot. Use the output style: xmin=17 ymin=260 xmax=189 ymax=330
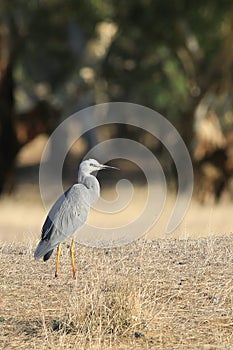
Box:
xmin=51 ymin=184 xmax=91 ymax=244
xmin=34 ymin=184 xmax=90 ymax=259
xmin=41 ymin=187 xmax=72 ymax=241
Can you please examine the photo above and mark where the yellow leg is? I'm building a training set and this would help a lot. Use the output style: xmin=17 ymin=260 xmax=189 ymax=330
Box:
xmin=55 ymin=243 xmax=62 ymax=278
xmin=70 ymin=238 xmax=76 ymax=279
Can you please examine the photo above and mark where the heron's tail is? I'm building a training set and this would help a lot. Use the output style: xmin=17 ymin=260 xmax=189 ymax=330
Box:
xmin=43 ymin=249 xmax=54 ymax=261
xmin=34 ymin=240 xmax=54 ymax=261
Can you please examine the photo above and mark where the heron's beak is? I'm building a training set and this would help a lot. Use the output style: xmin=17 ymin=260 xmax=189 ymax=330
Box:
xmin=101 ymin=164 xmax=119 ymax=170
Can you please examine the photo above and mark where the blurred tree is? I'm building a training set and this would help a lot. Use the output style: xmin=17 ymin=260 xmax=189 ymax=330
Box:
xmin=0 ymin=0 xmax=102 ymax=193
xmin=102 ymin=1 xmax=233 ymax=144
xmin=0 ymin=0 xmax=233 ymax=194
xmin=0 ymin=5 xmax=18 ymax=193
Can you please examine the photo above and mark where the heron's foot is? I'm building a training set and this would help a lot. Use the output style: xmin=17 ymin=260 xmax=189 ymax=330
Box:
xmin=70 ymin=238 xmax=77 ymax=279
xmin=55 ymin=243 xmax=62 ymax=279
xmin=72 ymin=268 xmax=77 ymax=279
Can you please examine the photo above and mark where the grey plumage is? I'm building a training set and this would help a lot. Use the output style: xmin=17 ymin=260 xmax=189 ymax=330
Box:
xmin=34 ymin=159 xmax=118 ymax=262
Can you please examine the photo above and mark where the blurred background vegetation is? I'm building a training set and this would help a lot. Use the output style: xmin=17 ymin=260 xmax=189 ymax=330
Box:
xmin=0 ymin=0 xmax=233 ymax=203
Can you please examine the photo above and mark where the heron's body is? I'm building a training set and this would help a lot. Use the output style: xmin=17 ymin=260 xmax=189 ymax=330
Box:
xmin=34 ymin=184 xmax=91 ymax=261
xmin=34 ymin=159 xmax=117 ymax=277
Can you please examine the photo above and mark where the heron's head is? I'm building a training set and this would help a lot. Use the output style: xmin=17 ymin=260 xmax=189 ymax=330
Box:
xmin=79 ymin=159 xmax=118 ymax=174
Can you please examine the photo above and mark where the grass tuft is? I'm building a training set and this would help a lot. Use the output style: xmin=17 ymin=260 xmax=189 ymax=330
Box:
xmin=57 ymin=280 xmax=145 ymax=341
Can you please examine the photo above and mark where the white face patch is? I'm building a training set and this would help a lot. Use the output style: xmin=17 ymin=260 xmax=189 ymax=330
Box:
xmin=80 ymin=159 xmax=101 ymax=174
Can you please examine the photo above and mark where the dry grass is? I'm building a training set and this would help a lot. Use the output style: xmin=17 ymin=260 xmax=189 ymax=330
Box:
xmin=1 ymin=236 xmax=233 ymax=349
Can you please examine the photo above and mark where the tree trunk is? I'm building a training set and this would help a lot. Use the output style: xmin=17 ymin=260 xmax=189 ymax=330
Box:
xmin=0 ymin=23 xmax=18 ymax=194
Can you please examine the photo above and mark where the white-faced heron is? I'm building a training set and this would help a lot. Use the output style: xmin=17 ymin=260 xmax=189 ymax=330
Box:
xmin=34 ymin=159 xmax=118 ymax=278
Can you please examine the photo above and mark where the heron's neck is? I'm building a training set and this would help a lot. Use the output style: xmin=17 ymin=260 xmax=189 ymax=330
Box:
xmin=78 ymin=171 xmax=100 ymax=204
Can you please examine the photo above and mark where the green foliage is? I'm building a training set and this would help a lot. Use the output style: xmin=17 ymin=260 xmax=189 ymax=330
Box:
xmin=1 ymin=0 xmax=232 ymax=121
